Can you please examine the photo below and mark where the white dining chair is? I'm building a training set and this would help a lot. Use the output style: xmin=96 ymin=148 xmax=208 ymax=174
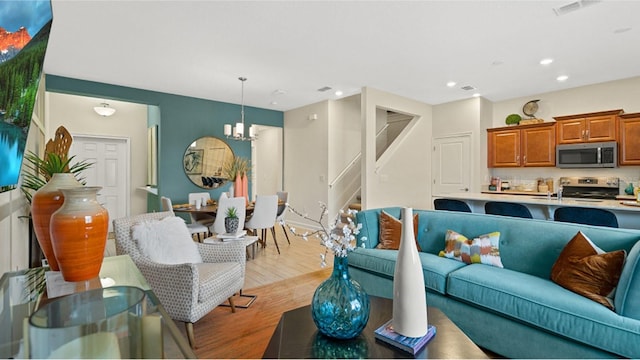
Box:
xmin=245 ymin=195 xmax=280 ymax=253
xmin=275 ymin=191 xmax=291 ymax=244
xmin=160 ymin=196 xmax=209 ymax=241
xmin=210 ymin=196 xmax=246 ymax=235
xmin=188 ymin=192 xmax=215 ymax=228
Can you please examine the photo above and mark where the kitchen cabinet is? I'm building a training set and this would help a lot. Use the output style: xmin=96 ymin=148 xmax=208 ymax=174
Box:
xmin=619 ymin=112 xmax=640 ymax=165
xmin=554 ymin=109 xmax=622 ymax=144
xmin=487 ymin=122 xmax=556 ymax=167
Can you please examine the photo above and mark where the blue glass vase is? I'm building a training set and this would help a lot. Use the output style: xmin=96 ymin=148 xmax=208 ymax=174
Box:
xmin=311 ymin=256 xmax=370 ymax=339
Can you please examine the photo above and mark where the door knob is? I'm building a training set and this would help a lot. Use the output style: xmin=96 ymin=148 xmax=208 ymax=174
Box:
xmin=459 ymin=188 xmax=469 ymax=192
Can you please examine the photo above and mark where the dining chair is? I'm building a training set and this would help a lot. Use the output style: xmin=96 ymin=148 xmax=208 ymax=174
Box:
xmin=188 ymin=192 xmax=215 ymax=228
xmin=210 ymin=196 xmax=247 ymax=235
xmin=554 ymin=206 xmax=619 ymax=228
xmin=245 ymin=195 xmax=280 ymax=253
xmin=161 ymin=196 xmax=209 ymax=241
xmin=433 ymin=198 xmax=472 ymax=212
xmin=484 ymin=201 xmax=533 ymax=219
xmin=275 ymin=191 xmax=291 ymax=244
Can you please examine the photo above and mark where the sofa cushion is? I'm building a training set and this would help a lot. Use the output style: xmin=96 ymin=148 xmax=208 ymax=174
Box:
xmin=439 ymin=230 xmax=503 ymax=268
xmin=615 ymin=240 xmax=640 ymax=318
xmin=377 ymin=210 xmax=420 ymax=251
xmin=447 ymin=265 xmax=640 ymax=358
xmin=348 ymin=248 xmax=466 ymax=294
xmin=551 ymin=231 xmax=626 ymax=310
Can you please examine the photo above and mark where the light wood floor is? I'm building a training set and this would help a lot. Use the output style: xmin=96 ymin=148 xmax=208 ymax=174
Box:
xmin=175 ymin=224 xmax=334 ymax=358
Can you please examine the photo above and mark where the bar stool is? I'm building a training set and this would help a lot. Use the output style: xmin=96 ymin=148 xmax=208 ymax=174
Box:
xmin=484 ymin=201 xmax=533 ymax=219
xmin=434 ymin=198 xmax=472 ymax=212
xmin=553 ymin=207 xmax=619 ymax=228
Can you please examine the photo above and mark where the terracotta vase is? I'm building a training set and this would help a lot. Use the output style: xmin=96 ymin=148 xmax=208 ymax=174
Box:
xmin=31 ymin=173 xmax=82 ymax=271
xmin=392 ymin=207 xmax=428 ymax=337
xmin=234 ymin=175 xmax=243 ymax=198
xmin=241 ymin=174 xmax=249 ymax=206
xmin=50 ymin=186 xmax=109 ymax=282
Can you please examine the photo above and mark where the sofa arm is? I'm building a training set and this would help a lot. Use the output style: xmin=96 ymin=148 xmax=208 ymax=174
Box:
xmin=615 ymin=240 xmax=640 ymax=318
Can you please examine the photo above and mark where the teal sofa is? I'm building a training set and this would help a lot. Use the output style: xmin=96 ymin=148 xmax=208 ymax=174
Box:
xmin=348 ymin=208 xmax=640 ymax=358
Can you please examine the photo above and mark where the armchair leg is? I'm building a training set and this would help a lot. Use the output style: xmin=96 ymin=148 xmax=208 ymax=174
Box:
xmin=228 ymin=296 xmax=236 ymax=313
xmin=185 ymin=322 xmax=196 ymax=349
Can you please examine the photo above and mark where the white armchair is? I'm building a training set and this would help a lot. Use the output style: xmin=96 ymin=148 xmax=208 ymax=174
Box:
xmin=113 ymin=211 xmax=246 ymax=348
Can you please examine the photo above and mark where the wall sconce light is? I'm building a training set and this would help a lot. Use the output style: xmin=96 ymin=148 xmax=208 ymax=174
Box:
xmin=94 ymin=103 xmax=116 ymax=117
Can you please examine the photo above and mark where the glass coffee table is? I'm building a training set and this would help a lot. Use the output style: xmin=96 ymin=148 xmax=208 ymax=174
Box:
xmin=263 ymin=296 xmax=489 ymax=359
xmin=0 ymin=255 xmax=196 ymax=359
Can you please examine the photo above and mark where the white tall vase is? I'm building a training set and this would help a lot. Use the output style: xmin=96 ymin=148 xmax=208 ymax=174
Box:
xmin=392 ymin=207 xmax=428 ymax=337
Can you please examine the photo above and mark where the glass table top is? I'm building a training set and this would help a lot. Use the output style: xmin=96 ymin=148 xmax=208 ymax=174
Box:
xmin=0 ymin=255 xmax=196 ymax=359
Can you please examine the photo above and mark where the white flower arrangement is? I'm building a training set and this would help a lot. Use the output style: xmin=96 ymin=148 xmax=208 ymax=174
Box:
xmin=282 ymin=202 xmax=367 ymax=267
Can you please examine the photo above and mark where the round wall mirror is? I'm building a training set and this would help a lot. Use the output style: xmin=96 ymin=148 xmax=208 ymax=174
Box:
xmin=183 ymin=136 xmax=234 ymax=189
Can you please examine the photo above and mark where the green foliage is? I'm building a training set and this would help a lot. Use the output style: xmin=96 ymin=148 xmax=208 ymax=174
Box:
xmin=505 ymin=113 xmax=522 ymax=125
xmin=20 ymin=151 xmax=94 ymax=204
xmin=225 ymin=206 xmax=238 ymax=219
xmin=223 ymin=156 xmax=250 ymax=180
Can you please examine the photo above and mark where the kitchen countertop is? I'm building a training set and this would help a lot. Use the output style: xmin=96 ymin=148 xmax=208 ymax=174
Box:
xmin=442 ymin=192 xmax=640 ymax=213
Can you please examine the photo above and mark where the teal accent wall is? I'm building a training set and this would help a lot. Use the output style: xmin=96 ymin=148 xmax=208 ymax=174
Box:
xmin=46 ymin=74 xmax=283 ymax=211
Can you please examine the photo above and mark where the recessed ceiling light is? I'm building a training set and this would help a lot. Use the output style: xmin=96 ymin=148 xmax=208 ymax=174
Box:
xmin=335 ymin=90 xmax=343 ymax=96
xmin=556 ymin=75 xmax=569 ymax=82
xmin=270 ymin=101 xmax=278 ymax=105
xmin=540 ymin=58 xmax=554 ymax=65
xmin=446 ymin=81 xmax=456 ymax=87
xmin=472 ymin=93 xmax=481 ymax=97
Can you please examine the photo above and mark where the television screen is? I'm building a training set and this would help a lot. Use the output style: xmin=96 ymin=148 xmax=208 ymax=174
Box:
xmin=0 ymin=0 xmax=52 ymax=191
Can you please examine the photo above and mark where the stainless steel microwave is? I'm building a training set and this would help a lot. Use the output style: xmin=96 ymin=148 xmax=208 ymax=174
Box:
xmin=556 ymin=141 xmax=617 ymax=168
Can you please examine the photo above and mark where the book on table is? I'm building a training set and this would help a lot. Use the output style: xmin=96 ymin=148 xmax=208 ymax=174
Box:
xmin=217 ymin=230 xmax=247 ymax=240
xmin=374 ymin=320 xmax=436 ymax=355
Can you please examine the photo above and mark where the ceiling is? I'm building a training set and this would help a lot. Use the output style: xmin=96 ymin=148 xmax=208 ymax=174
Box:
xmin=43 ymin=1 xmax=640 ymax=112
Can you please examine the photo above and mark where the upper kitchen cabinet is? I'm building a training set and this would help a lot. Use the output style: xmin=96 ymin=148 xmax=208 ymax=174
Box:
xmin=619 ymin=112 xmax=640 ymax=166
xmin=554 ymin=109 xmax=622 ymax=144
xmin=488 ymin=122 xmax=556 ymax=168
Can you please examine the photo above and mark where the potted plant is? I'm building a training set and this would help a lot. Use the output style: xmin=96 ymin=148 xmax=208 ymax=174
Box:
xmin=224 ymin=206 xmax=239 ymax=234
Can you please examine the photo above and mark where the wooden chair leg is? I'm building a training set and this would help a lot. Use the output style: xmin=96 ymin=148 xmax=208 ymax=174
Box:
xmin=281 ymin=224 xmax=291 ymax=244
xmin=185 ymin=322 xmax=196 ymax=349
xmin=270 ymin=227 xmax=280 ymax=254
xmin=228 ymin=296 xmax=236 ymax=313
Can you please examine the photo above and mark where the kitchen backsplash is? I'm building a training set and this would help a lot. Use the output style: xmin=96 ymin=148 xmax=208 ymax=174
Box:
xmin=489 ymin=167 xmax=640 ymax=195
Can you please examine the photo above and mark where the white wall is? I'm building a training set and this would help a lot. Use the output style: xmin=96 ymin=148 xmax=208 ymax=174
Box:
xmin=252 ymin=125 xmax=283 ymax=198
xmin=328 ymin=95 xmax=361 ymax=182
xmin=361 ymin=87 xmax=433 ymax=209
xmin=284 ymin=101 xmax=329 ymax=229
xmin=47 ymin=92 xmax=149 ymax=217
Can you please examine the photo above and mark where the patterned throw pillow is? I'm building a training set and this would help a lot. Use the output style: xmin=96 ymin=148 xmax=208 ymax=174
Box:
xmin=439 ymin=230 xmax=503 ymax=268
xmin=376 ymin=210 xmax=421 ymax=251
xmin=551 ymin=231 xmax=626 ymax=310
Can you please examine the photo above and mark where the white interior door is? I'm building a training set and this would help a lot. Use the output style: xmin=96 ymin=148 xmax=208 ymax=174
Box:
xmin=69 ymin=135 xmax=130 ymax=232
xmin=432 ymin=134 xmax=471 ymax=196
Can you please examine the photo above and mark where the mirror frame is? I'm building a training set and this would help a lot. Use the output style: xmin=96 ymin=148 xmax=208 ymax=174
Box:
xmin=183 ymin=136 xmax=234 ymax=189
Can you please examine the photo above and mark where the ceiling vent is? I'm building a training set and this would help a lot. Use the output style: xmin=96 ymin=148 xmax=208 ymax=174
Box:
xmin=317 ymin=86 xmax=332 ymax=92
xmin=553 ymin=0 xmax=601 ymax=16
xmin=460 ymin=85 xmax=476 ymax=91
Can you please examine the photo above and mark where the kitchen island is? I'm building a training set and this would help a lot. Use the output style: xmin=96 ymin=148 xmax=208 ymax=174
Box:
xmin=436 ymin=192 xmax=640 ymax=230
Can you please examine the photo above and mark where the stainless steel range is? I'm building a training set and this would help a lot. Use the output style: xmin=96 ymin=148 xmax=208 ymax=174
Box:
xmin=559 ymin=176 xmax=620 ymax=199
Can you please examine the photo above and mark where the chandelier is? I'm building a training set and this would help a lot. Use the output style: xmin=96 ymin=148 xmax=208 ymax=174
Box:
xmin=224 ymin=77 xmax=256 ymax=141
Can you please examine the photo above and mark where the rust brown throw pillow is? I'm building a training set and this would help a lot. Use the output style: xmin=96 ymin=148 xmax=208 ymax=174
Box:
xmin=551 ymin=231 xmax=626 ymax=310
xmin=376 ymin=210 xmax=421 ymax=251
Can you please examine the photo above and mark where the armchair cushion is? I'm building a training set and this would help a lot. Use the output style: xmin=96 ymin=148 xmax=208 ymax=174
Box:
xmin=132 ymin=216 xmax=203 ymax=265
